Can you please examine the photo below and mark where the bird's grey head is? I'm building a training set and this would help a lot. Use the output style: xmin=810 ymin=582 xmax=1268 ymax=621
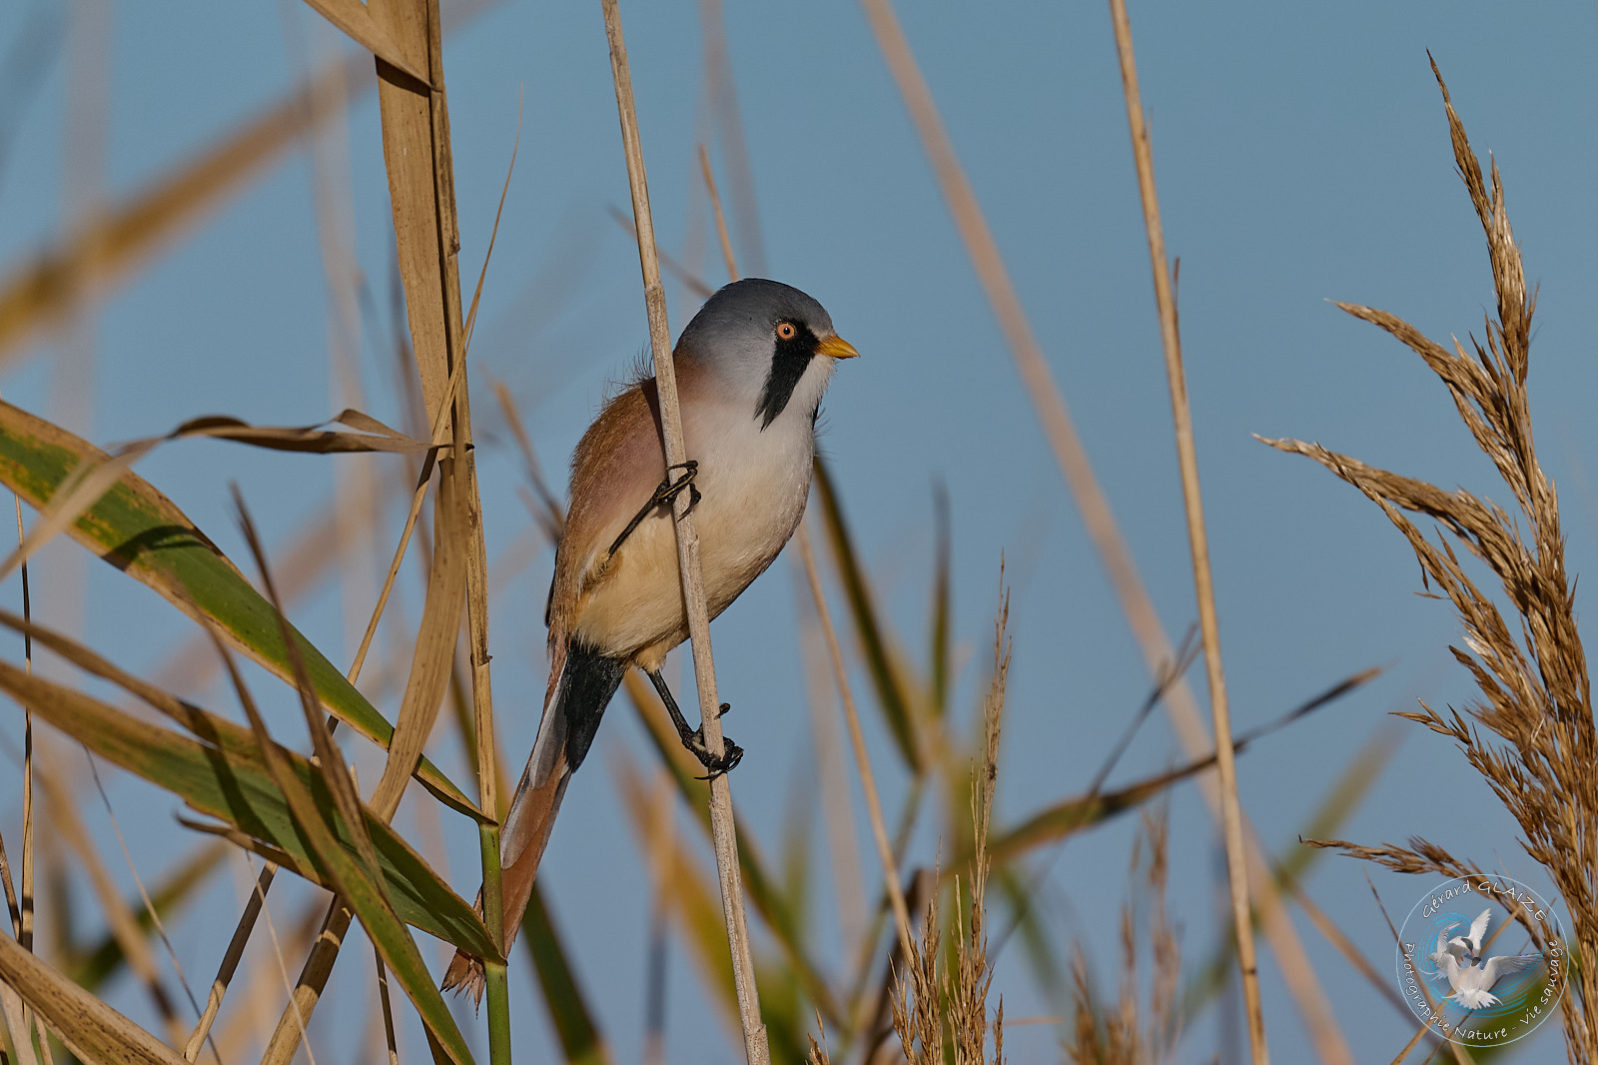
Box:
xmin=675 ymin=278 xmax=858 ymax=429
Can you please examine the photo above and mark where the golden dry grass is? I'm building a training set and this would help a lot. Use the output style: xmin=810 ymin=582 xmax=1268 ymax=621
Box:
xmin=1266 ymin=57 xmax=1598 ymax=1063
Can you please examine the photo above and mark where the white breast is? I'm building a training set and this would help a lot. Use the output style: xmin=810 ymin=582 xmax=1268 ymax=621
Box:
xmin=570 ymin=386 xmax=820 ymax=668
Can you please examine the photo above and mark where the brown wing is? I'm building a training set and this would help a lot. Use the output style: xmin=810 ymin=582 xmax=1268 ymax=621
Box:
xmin=544 ymin=381 xmax=667 ymax=659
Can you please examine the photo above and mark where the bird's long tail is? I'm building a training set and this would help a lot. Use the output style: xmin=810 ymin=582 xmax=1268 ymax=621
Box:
xmin=441 ymin=640 xmax=626 ymax=999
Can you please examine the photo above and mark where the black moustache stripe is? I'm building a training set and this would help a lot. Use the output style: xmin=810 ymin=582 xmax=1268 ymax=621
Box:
xmin=755 ymin=323 xmax=819 ymax=429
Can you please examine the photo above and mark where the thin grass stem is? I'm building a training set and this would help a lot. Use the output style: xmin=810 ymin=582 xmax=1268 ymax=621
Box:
xmin=798 ymin=528 xmax=916 ymax=965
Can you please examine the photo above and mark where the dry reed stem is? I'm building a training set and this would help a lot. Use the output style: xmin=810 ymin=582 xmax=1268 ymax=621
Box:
xmin=600 ymin=1 xmax=769 ymax=1060
xmin=1103 ymin=2 xmax=1266 ymax=1062
xmin=253 ymin=0 xmax=505 ymax=1056
xmin=699 ymin=144 xmax=738 ymax=285
xmin=8 ymin=483 xmax=47 ymax=1065
xmin=370 ymin=942 xmax=400 ymax=1065
xmin=184 ymin=865 xmax=276 ymax=1061
xmin=238 ymin=860 xmax=319 ymax=1065
xmin=799 ymin=525 xmax=918 ymax=966
xmin=1268 ymin=59 xmax=1598 ymax=1061
xmin=859 ymin=2 xmax=1350 ymax=1057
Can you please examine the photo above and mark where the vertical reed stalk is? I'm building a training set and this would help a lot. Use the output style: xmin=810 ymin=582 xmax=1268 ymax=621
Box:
xmin=599 ymin=2 xmax=769 ymax=1061
xmin=1104 ymin=1 xmax=1267 ymax=1061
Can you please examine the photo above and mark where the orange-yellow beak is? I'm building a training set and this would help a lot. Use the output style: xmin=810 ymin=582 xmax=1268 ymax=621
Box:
xmin=815 ymin=334 xmax=861 ymax=360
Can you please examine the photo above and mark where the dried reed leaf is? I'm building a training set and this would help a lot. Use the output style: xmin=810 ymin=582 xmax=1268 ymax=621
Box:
xmin=366 ymin=463 xmax=466 ymax=818
xmin=303 ymin=0 xmax=430 ymax=84
xmin=153 ymin=410 xmax=431 ymax=454
xmin=0 ymin=933 xmax=185 ymax=1065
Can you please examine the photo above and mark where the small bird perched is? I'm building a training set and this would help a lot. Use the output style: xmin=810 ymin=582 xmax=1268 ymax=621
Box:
xmin=444 ymin=278 xmax=858 ymax=995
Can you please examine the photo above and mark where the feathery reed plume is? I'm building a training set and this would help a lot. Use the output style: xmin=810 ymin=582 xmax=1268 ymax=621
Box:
xmin=1265 ymin=58 xmax=1597 ymax=1060
xmin=1063 ymin=811 xmax=1180 ymax=1065
xmin=890 ymin=581 xmax=1009 ymax=1065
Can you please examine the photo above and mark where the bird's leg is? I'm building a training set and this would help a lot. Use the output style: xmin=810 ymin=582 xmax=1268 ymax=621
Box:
xmin=645 ymin=669 xmax=743 ymax=778
xmin=607 ymin=461 xmax=701 ymax=558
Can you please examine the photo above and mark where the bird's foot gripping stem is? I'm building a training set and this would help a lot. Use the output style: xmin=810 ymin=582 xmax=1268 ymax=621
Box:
xmin=608 ymin=460 xmax=701 ymax=558
xmin=647 ymin=672 xmax=743 ymax=779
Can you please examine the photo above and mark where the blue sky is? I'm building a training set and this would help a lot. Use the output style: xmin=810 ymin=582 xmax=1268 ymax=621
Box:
xmin=1 ymin=1 xmax=1595 ymax=1062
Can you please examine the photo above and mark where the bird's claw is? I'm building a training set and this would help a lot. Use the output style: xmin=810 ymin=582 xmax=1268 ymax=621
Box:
xmin=656 ymin=461 xmax=701 ymax=516
xmin=689 ymin=729 xmax=744 ymax=780
xmin=608 ymin=461 xmax=701 ymax=558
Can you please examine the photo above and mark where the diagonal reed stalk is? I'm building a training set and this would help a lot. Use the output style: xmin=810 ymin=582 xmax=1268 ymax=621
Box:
xmin=599 ymin=1 xmax=770 ymax=1061
xmin=1103 ymin=1 xmax=1266 ymax=1061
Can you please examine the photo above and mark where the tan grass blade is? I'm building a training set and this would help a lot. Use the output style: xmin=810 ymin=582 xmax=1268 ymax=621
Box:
xmin=366 ymin=464 xmax=467 ymax=817
xmin=0 ymin=933 xmax=187 ymax=1065
xmin=0 ymin=998 xmax=39 ymax=1065
xmin=303 ymin=0 xmax=430 ymax=85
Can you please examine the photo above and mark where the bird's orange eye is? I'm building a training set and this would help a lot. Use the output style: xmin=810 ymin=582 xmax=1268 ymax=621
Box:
xmin=776 ymin=321 xmax=797 ymax=340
